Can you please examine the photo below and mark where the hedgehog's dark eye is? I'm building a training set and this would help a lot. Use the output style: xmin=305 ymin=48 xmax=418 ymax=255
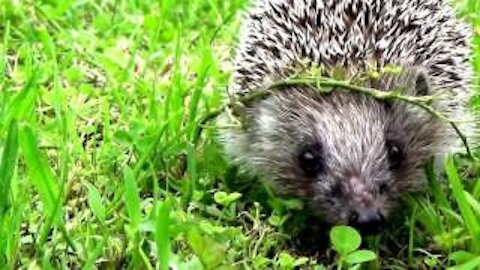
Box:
xmin=386 ymin=140 xmax=403 ymax=170
xmin=298 ymin=143 xmax=324 ymax=177
xmin=330 ymin=183 xmax=342 ymax=197
xmin=379 ymin=183 xmax=389 ymax=195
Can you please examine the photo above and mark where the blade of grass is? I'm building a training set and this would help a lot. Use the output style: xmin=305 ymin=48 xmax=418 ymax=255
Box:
xmin=163 ymin=29 xmax=183 ymax=141
xmin=0 ymin=120 xmax=19 ymax=215
xmin=124 ymin=166 xmax=141 ymax=230
xmin=156 ymin=199 xmax=171 ymax=270
xmin=445 ymin=156 xmax=480 ymax=252
xmin=19 ymin=125 xmax=61 ymax=223
xmin=20 ymin=124 xmax=77 ymax=252
xmin=106 ymin=123 xmax=169 ymax=218
xmin=182 ymin=143 xmax=197 ymax=205
xmin=408 ymin=205 xmax=418 ymax=266
xmin=6 ymin=199 xmax=26 ymax=269
xmin=4 ymin=69 xmax=38 ymax=126
xmin=426 ymin=158 xmax=452 ymax=211
xmin=465 ymin=192 xmax=480 ymax=217
xmin=0 ymin=120 xmax=19 ymax=266
xmin=124 ymin=166 xmax=143 ymax=267
xmin=187 ymin=42 xmax=212 ymax=141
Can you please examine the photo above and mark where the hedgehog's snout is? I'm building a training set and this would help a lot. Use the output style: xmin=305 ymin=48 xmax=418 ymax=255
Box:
xmin=344 ymin=176 xmax=387 ymax=234
xmin=348 ymin=207 xmax=386 ymax=235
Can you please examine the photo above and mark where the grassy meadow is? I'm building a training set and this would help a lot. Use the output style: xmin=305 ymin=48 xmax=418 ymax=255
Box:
xmin=1 ymin=0 xmax=480 ymax=269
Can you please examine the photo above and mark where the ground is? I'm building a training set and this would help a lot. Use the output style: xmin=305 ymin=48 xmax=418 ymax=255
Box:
xmin=0 ymin=0 xmax=480 ymax=269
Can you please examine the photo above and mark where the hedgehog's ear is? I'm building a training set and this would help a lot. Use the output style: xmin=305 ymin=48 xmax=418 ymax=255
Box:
xmin=414 ymin=71 xmax=430 ymax=96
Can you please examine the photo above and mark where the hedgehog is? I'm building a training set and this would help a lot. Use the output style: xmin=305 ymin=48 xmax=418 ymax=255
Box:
xmin=218 ymin=0 xmax=475 ymax=233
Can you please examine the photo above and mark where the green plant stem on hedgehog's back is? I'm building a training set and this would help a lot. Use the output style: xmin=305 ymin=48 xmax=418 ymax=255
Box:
xmin=193 ymin=76 xmax=474 ymax=159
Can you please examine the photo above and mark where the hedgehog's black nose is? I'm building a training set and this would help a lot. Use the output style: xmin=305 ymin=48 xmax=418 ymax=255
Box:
xmin=348 ymin=208 xmax=385 ymax=235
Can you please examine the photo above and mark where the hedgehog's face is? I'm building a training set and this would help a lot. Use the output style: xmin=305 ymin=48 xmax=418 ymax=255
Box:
xmin=230 ymin=71 xmax=444 ymax=233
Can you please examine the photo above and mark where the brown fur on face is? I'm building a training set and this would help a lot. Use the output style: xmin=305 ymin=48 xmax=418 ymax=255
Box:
xmin=219 ymin=70 xmax=448 ymax=225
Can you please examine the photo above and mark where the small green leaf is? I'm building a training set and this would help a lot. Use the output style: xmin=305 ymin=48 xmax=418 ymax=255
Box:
xmin=447 ymin=256 xmax=480 ymax=270
xmin=214 ymin=191 xmax=241 ymax=206
xmin=293 ymin=257 xmax=309 ymax=267
xmin=330 ymin=225 xmax=361 ymax=255
xmin=63 ymin=66 xmax=83 ymax=82
xmin=367 ymin=70 xmax=380 ymax=79
xmin=86 ymin=183 xmax=105 ymax=222
xmin=169 ymin=253 xmax=203 ymax=270
xmin=253 ymin=256 xmax=271 ymax=268
xmin=187 ymin=229 xmax=227 ymax=268
xmin=424 ymin=256 xmax=439 ymax=267
xmin=113 ymin=130 xmax=133 ymax=145
xmin=344 ymin=250 xmax=377 ymax=265
xmin=278 ymin=252 xmax=295 ymax=268
xmin=449 ymin=251 xmax=475 ymax=265
xmin=381 ymin=65 xmax=403 ymax=74
xmin=268 ymin=215 xmax=283 ymax=227
xmin=348 ymin=264 xmax=362 ymax=270
xmin=213 ymin=191 xmax=227 ymax=205
xmin=281 ymin=198 xmax=304 ymax=210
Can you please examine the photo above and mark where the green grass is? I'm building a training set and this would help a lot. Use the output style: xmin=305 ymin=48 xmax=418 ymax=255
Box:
xmin=0 ymin=0 xmax=480 ymax=269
